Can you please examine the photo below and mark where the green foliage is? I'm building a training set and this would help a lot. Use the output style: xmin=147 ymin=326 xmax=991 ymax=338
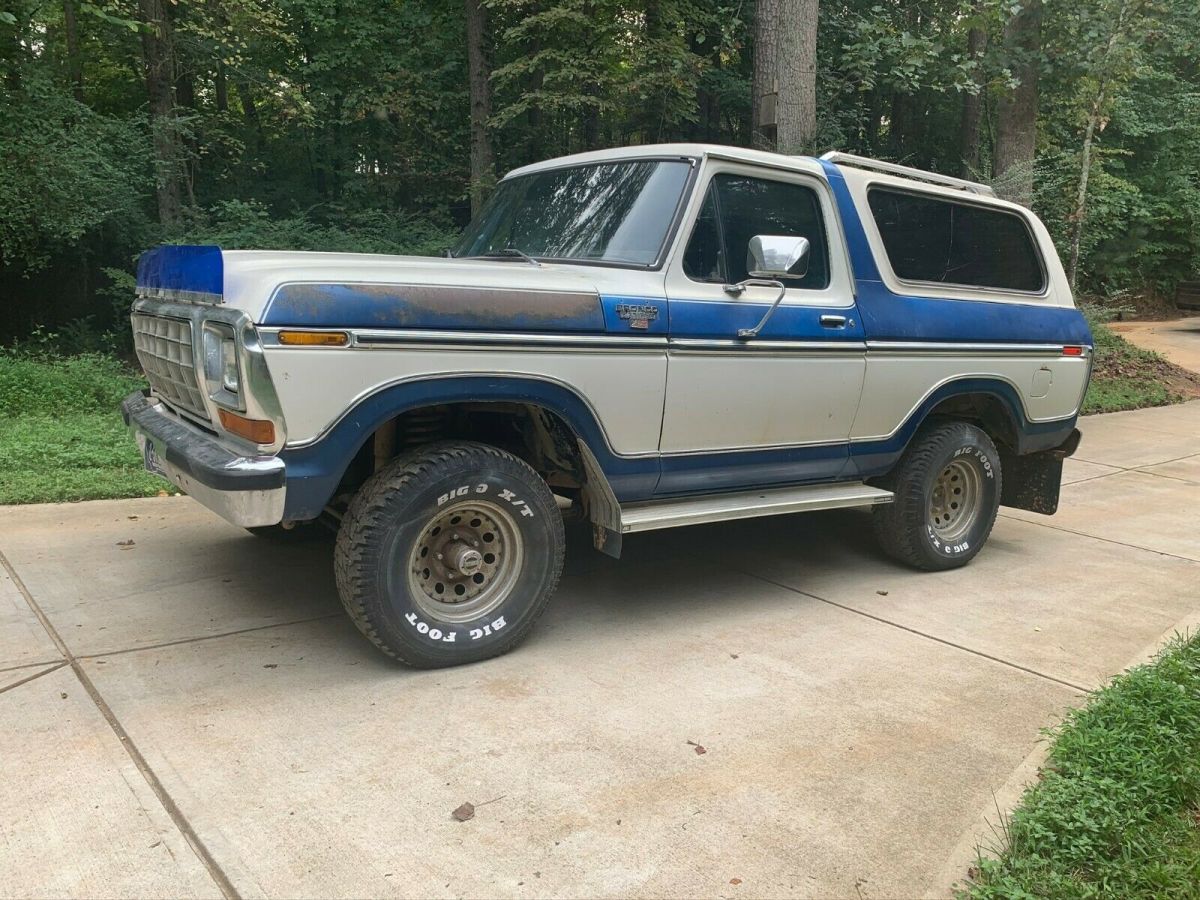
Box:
xmin=0 ymin=413 xmax=166 ymax=503
xmin=0 ymin=349 xmax=146 ymax=417
xmin=967 ymin=632 xmax=1200 ymax=899
xmin=0 ymin=74 xmax=152 ymax=271
xmin=178 ymin=201 xmax=456 ymax=256
xmin=0 ymin=350 xmax=168 ymax=504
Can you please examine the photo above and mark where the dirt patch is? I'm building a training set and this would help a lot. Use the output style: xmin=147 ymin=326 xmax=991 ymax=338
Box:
xmin=1092 ymin=341 xmax=1200 ymax=401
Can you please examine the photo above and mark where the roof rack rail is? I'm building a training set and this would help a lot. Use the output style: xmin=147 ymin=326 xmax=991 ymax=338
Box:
xmin=819 ymin=151 xmax=997 ymax=198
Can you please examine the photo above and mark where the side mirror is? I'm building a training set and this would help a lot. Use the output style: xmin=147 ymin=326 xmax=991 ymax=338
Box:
xmin=733 ymin=235 xmax=811 ymax=340
xmin=747 ymin=235 xmax=810 ymax=280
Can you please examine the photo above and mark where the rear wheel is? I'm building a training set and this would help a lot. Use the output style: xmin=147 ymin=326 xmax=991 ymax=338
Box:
xmin=872 ymin=420 xmax=1002 ymax=570
xmin=334 ymin=441 xmax=564 ymax=667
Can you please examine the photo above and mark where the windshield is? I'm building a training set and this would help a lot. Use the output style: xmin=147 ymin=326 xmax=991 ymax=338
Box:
xmin=453 ymin=159 xmax=692 ymax=266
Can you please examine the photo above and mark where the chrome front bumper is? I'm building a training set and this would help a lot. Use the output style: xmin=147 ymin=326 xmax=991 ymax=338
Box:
xmin=121 ymin=390 xmax=286 ymax=528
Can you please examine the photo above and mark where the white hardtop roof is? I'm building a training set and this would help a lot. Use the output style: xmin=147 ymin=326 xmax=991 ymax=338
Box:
xmin=506 ymin=142 xmax=1020 ymax=211
xmin=832 ymin=161 xmax=1029 ymax=213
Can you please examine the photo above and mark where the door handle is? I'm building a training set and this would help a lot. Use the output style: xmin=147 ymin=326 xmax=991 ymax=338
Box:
xmin=820 ymin=315 xmax=847 ymax=328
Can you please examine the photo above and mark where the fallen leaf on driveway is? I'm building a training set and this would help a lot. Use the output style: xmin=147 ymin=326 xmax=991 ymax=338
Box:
xmin=116 ymin=539 xmax=135 ymax=547
xmin=876 ymin=590 xmax=888 ymax=596
xmin=452 ymin=802 xmax=475 ymax=822
xmin=730 ymin=877 xmax=742 ymax=885
xmin=687 ymin=740 xmax=707 ymax=755
xmin=263 ymin=664 xmax=278 ymax=669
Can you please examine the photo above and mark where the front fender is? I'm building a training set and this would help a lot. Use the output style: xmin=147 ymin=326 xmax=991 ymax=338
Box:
xmin=278 ymin=374 xmax=658 ymax=520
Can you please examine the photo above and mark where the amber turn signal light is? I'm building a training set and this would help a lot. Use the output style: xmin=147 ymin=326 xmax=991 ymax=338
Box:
xmin=277 ymin=330 xmax=349 ymax=346
xmin=219 ymin=409 xmax=276 ymax=444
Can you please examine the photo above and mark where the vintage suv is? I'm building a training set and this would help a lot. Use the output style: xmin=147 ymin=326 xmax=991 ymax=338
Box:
xmin=123 ymin=145 xmax=1092 ymax=667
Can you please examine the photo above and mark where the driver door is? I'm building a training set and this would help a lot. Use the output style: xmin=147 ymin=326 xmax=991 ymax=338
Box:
xmin=657 ymin=162 xmax=866 ymax=495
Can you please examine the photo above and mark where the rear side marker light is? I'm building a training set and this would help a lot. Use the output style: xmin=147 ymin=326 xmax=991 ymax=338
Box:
xmin=278 ymin=330 xmax=349 ymax=346
xmin=1062 ymin=346 xmax=1085 ymax=357
xmin=219 ymin=409 xmax=276 ymax=444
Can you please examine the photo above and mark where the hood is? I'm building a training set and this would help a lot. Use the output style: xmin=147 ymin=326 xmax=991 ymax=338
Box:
xmin=135 ymin=246 xmax=640 ymax=333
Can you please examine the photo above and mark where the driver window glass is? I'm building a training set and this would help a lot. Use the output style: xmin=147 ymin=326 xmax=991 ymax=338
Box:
xmin=683 ymin=173 xmax=830 ymax=289
xmin=682 ymin=189 xmax=724 ymax=282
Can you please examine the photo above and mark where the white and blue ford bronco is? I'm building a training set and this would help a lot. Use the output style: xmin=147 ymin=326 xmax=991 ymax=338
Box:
xmin=123 ymin=145 xmax=1091 ymax=667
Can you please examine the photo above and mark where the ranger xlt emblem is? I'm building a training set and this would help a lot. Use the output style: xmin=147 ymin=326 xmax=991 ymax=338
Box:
xmin=616 ymin=303 xmax=659 ymax=330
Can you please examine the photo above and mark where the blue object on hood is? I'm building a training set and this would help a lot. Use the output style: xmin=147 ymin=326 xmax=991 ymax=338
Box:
xmin=136 ymin=245 xmax=224 ymax=300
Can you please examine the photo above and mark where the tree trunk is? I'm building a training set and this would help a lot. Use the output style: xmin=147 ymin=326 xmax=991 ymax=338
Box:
xmin=888 ymin=90 xmax=907 ymax=157
xmin=175 ymin=70 xmax=195 ymax=109
xmin=753 ymin=0 xmax=819 ymax=153
xmin=1066 ymin=0 xmax=1142 ymax=288
xmin=215 ymin=59 xmax=228 ymax=112
xmin=959 ymin=15 xmax=987 ymax=176
xmin=138 ymin=0 xmax=183 ymax=228
xmin=994 ymin=0 xmax=1042 ymax=206
xmin=236 ymin=81 xmax=260 ymax=130
xmin=862 ymin=88 xmax=881 ymax=152
xmin=1066 ymin=88 xmax=1104 ymax=289
xmin=62 ymin=0 xmax=84 ymax=102
xmin=465 ymin=0 xmax=493 ymax=214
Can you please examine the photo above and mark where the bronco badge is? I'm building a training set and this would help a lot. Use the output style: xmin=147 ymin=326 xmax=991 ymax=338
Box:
xmin=616 ymin=303 xmax=659 ymax=330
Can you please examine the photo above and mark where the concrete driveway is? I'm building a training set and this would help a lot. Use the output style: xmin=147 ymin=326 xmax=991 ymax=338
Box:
xmin=3 ymin=402 xmax=1199 ymax=900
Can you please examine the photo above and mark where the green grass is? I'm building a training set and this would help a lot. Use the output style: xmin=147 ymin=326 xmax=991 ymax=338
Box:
xmin=1083 ymin=375 xmax=1175 ymax=415
xmin=1082 ymin=321 xmax=1198 ymax=415
xmin=967 ymin=632 xmax=1200 ymax=899
xmin=0 ymin=352 xmax=169 ymax=504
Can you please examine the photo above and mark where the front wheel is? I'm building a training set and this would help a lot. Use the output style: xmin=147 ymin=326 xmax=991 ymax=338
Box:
xmin=334 ymin=441 xmax=565 ymax=667
xmin=872 ymin=421 xmax=1002 ymax=571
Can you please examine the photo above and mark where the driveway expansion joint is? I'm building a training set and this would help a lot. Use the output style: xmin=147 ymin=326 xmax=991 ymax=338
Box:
xmin=742 ymin=570 xmax=1091 ymax=693
xmin=0 ymin=546 xmax=242 ymax=900
xmin=72 ymin=612 xmax=344 ymax=661
xmin=0 ymin=657 xmax=64 ymax=674
xmin=997 ymin=513 xmax=1200 ymax=565
xmin=0 ymin=661 xmax=68 ymax=696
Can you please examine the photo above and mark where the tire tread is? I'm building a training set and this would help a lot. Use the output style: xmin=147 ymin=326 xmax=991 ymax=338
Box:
xmin=872 ymin=420 xmax=1001 ymax=571
xmin=334 ymin=441 xmax=564 ymax=667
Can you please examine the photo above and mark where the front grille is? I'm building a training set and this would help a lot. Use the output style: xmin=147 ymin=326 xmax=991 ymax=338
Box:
xmin=132 ymin=313 xmax=210 ymax=421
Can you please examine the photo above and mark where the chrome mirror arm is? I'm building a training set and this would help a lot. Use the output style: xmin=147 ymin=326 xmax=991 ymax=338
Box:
xmin=735 ymin=278 xmax=788 ymax=340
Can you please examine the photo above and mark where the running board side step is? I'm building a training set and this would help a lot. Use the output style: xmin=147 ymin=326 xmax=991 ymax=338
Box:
xmin=619 ymin=482 xmax=894 ymax=534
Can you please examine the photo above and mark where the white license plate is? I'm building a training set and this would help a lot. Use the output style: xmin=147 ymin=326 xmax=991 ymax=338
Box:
xmin=143 ymin=440 xmax=166 ymax=476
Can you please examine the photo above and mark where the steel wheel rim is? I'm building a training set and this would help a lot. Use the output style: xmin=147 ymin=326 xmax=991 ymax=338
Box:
xmin=929 ymin=458 xmax=982 ymax=543
xmin=407 ymin=499 xmax=522 ymax=624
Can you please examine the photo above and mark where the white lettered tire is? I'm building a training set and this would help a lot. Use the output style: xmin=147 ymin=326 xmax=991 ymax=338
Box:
xmin=872 ymin=420 xmax=1002 ymax=571
xmin=334 ymin=441 xmax=565 ymax=667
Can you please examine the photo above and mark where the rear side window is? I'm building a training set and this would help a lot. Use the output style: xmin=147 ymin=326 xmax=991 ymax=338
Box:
xmin=867 ymin=188 xmax=1045 ymax=293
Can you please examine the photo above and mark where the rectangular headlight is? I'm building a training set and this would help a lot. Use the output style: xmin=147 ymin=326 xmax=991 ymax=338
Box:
xmin=221 ymin=337 xmax=239 ymax=393
xmin=202 ymin=322 xmax=240 ymax=401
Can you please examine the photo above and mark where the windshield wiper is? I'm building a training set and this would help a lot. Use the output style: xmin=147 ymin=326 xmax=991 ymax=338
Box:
xmin=477 ymin=247 xmax=542 ymax=267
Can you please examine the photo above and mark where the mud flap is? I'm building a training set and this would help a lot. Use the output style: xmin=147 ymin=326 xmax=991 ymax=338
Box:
xmin=1000 ymin=428 xmax=1082 ymax=515
xmin=577 ymin=438 xmax=623 ymax=559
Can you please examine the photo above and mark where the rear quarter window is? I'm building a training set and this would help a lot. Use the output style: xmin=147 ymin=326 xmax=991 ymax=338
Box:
xmin=867 ymin=188 xmax=1045 ymax=293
